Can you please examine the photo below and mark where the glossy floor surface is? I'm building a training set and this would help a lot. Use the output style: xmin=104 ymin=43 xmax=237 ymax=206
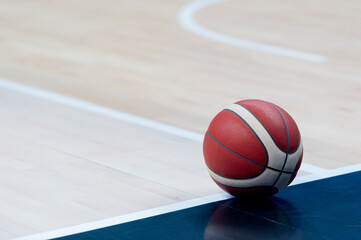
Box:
xmin=1 ymin=0 xmax=360 ymax=239
xmin=55 ymin=171 xmax=361 ymax=240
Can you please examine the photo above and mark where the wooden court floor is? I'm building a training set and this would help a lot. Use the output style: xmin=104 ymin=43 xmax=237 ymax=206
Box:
xmin=0 ymin=0 xmax=360 ymax=239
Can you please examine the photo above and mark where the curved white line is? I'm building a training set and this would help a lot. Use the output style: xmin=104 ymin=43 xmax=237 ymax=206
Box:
xmin=178 ymin=0 xmax=327 ymax=63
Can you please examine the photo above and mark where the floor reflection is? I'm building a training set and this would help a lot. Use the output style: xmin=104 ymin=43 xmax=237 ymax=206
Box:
xmin=204 ymin=198 xmax=298 ymax=240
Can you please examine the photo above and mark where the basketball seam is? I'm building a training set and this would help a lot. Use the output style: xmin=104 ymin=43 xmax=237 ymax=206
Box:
xmin=271 ymin=104 xmax=290 ymax=188
xmin=213 ymin=177 xmax=279 ymax=190
xmin=209 ymin=171 xmax=282 ymax=192
xmin=206 ymin=131 xmax=294 ymax=174
xmin=235 ymin=103 xmax=299 ymax=154
xmin=224 ymin=108 xmax=269 ymax=167
xmin=205 ymin=162 xmax=264 ymax=180
xmin=295 ymin=152 xmax=303 ymax=172
xmin=288 ymin=153 xmax=303 ymax=184
xmin=210 ymin=169 xmax=292 ymax=190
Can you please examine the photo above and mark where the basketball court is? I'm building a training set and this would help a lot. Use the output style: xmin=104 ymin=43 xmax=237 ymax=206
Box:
xmin=0 ymin=0 xmax=360 ymax=239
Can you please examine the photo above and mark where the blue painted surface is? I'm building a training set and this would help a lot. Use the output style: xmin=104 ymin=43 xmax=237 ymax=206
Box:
xmin=55 ymin=171 xmax=361 ymax=240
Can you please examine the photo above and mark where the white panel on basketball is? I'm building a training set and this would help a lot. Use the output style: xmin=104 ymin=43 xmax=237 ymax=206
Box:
xmin=208 ymin=167 xmax=280 ymax=188
xmin=273 ymin=172 xmax=293 ymax=190
xmin=283 ymin=140 xmax=303 ymax=172
xmin=226 ymin=104 xmax=286 ymax=171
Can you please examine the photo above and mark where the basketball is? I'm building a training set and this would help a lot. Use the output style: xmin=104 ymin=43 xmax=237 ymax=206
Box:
xmin=203 ymin=99 xmax=303 ymax=198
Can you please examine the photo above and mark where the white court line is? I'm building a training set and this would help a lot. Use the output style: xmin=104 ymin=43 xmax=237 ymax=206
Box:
xmin=299 ymin=162 xmax=330 ymax=176
xmin=0 ymin=77 xmax=324 ymax=175
xmin=11 ymin=163 xmax=361 ymax=240
xmin=178 ymin=0 xmax=327 ymax=63
xmin=0 ymin=77 xmax=336 ymax=239
xmin=291 ymin=163 xmax=361 ymax=185
xmin=10 ymin=193 xmax=232 ymax=240
xmin=0 ymin=78 xmax=203 ymax=142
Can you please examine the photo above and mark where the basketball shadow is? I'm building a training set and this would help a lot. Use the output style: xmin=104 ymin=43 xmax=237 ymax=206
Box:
xmin=203 ymin=197 xmax=299 ymax=240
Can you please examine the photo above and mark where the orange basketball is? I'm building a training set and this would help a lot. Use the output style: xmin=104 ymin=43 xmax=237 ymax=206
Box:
xmin=203 ymin=99 xmax=303 ymax=198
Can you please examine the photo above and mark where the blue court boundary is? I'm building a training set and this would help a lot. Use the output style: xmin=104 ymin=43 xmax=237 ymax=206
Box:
xmin=53 ymin=171 xmax=361 ymax=240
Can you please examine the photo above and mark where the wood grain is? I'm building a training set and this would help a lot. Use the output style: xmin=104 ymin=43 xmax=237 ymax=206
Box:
xmin=0 ymin=0 xmax=360 ymax=238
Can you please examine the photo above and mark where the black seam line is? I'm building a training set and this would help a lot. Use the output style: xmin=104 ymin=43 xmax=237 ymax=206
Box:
xmin=271 ymin=104 xmax=290 ymax=187
xmin=207 ymin=131 xmax=293 ymax=174
xmin=224 ymin=108 xmax=269 ymax=167
xmin=207 ymin=163 xmax=264 ymax=180
xmin=211 ymin=177 xmax=277 ymax=190
xmin=234 ymin=103 xmax=295 ymax=154
xmin=292 ymin=152 xmax=303 ymax=175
